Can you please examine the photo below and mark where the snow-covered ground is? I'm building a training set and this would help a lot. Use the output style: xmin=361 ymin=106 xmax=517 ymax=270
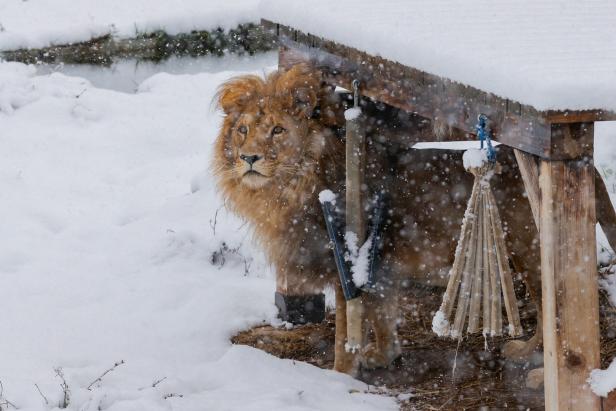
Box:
xmin=0 ymin=58 xmax=397 ymax=411
xmin=0 ymin=0 xmax=261 ymax=51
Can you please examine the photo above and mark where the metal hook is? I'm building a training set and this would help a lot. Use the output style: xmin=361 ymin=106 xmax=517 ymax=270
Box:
xmin=352 ymin=79 xmax=360 ymax=108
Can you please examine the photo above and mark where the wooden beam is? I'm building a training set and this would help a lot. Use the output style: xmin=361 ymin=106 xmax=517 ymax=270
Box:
xmin=596 ymin=169 xmax=616 ymax=252
xmin=276 ymin=41 xmax=553 ymax=157
xmin=514 ymin=149 xmax=541 ymax=231
xmin=515 ymin=145 xmax=616 ymax=250
xmin=539 ymin=154 xmax=600 ymax=410
xmin=546 ymin=110 xmax=616 ymax=124
xmin=264 ymin=19 xmax=616 ymax=160
xmin=549 ymin=122 xmax=594 ymax=159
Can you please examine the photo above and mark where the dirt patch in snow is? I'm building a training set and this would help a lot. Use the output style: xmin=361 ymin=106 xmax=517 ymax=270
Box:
xmin=232 ymin=321 xmax=336 ymax=369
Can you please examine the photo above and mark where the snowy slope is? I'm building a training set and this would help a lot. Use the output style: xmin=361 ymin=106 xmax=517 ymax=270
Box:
xmin=0 ymin=0 xmax=261 ymax=51
xmin=260 ymin=0 xmax=616 ymax=112
xmin=0 ymin=60 xmax=396 ymax=411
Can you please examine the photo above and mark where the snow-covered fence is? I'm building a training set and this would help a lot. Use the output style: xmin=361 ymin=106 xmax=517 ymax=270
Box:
xmin=1 ymin=24 xmax=275 ymax=65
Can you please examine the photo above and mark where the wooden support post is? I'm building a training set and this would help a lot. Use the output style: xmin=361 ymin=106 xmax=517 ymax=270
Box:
xmin=343 ymin=96 xmax=366 ymax=371
xmin=539 ymin=122 xmax=600 ymax=411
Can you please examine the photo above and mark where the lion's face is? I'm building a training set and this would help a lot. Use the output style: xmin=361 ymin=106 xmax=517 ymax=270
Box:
xmin=214 ymin=65 xmax=335 ymax=194
xmin=227 ymin=108 xmax=312 ymax=189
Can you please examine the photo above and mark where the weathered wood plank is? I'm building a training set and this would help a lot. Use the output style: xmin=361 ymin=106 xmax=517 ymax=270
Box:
xmin=516 ymin=147 xmax=616 ymax=257
xmin=499 ymin=114 xmax=550 ymax=160
xmin=596 ymin=169 xmax=616 ymax=252
xmin=514 ymin=149 xmax=541 ymax=230
xmin=550 ymin=122 xmax=594 ymax=159
xmin=264 ymin=19 xmax=616 ymax=160
xmin=277 ymin=39 xmax=556 ymax=157
xmin=546 ymin=110 xmax=616 ymax=123
xmin=539 ymin=156 xmax=601 ymax=410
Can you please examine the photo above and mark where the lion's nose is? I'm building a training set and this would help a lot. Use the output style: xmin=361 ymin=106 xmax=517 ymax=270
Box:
xmin=239 ymin=154 xmax=262 ymax=166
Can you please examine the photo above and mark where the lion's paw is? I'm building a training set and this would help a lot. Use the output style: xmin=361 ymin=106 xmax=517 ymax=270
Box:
xmin=360 ymin=343 xmax=401 ymax=369
xmin=526 ymin=367 xmax=544 ymax=390
xmin=502 ymin=335 xmax=541 ymax=362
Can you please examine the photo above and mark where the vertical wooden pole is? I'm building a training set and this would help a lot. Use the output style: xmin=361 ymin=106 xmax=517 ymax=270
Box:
xmin=539 ymin=122 xmax=600 ymax=410
xmin=344 ymin=97 xmax=366 ymax=367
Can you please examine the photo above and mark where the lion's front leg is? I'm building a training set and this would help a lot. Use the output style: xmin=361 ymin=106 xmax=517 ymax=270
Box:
xmin=503 ymin=256 xmax=543 ymax=360
xmin=360 ymin=281 xmax=402 ymax=370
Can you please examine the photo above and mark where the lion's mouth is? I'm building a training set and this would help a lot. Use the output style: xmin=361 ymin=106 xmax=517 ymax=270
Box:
xmin=241 ymin=169 xmax=270 ymax=188
xmin=243 ymin=170 xmax=265 ymax=177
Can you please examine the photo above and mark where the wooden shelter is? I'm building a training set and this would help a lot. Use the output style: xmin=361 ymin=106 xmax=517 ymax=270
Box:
xmin=261 ymin=2 xmax=616 ymax=409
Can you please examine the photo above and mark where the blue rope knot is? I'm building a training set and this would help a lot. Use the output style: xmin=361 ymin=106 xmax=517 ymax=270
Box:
xmin=476 ymin=114 xmax=496 ymax=163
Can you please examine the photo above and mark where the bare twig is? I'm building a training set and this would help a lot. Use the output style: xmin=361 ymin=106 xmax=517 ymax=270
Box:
xmin=209 ymin=206 xmax=223 ymax=236
xmin=437 ymin=395 xmax=454 ymax=410
xmin=0 ymin=380 xmax=18 ymax=410
xmin=163 ymin=393 xmax=183 ymax=400
xmin=138 ymin=376 xmax=167 ymax=391
xmin=87 ymin=360 xmax=125 ymax=391
xmin=151 ymin=377 xmax=167 ymax=388
xmin=243 ymin=257 xmax=252 ymax=276
xmin=34 ymin=383 xmax=49 ymax=405
xmin=53 ymin=367 xmax=70 ymax=409
xmin=0 ymin=398 xmax=18 ymax=410
xmin=209 ymin=239 xmax=252 ymax=276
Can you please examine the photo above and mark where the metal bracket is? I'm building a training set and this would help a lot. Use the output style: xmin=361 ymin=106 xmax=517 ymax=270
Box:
xmin=320 ymin=191 xmax=387 ymax=300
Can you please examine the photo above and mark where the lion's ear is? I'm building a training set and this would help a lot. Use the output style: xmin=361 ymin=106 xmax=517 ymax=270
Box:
xmin=216 ymin=75 xmax=263 ymax=115
xmin=276 ymin=64 xmax=321 ymax=118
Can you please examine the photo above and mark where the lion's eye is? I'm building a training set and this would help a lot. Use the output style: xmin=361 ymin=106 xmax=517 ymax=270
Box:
xmin=272 ymin=126 xmax=285 ymax=135
xmin=237 ymin=125 xmax=248 ymax=134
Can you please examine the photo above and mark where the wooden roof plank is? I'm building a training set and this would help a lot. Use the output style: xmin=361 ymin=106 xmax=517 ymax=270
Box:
xmin=266 ymin=19 xmax=616 ymax=160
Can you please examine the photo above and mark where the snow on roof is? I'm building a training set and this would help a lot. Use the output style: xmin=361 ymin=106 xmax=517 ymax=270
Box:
xmin=0 ymin=0 xmax=261 ymax=51
xmin=260 ymin=0 xmax=616 ymax=112
xmin=413 ymin=141 xmax=501 ymax=151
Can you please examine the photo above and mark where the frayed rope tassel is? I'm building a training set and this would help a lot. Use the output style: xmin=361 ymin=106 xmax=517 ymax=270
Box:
xmin=432 ymin=148 xmax=523 ymax=340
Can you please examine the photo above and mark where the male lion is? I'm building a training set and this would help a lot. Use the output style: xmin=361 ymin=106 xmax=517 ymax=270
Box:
xmin=213 ymin=64 xmax=547 ymax=374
